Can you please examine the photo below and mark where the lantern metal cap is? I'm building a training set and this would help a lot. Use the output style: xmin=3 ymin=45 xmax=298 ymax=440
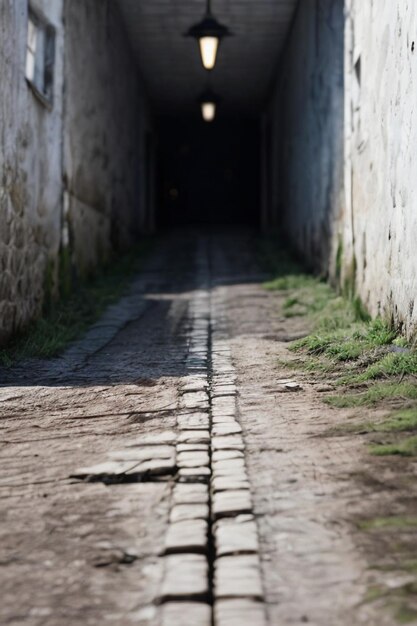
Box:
xmin=198 ymin=87 xmax=221 ymax=105
xmin=186 ymin=14 xmax=232 ymax=39
xmin=185 ymin=0 xmax=232 ymax=39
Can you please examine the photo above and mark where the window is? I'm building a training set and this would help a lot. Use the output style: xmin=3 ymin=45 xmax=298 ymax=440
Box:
xmin=25 ymin=9 xmax=55 ymax=107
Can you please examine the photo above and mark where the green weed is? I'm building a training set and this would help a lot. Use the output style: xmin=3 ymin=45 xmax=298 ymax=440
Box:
xmin=325 ymin=382 xmax=417 ymax=408
xmin=342 ymin=352 xmax=417 ymax=385
xmin=370 ymin=436 xmax=417 ymax=457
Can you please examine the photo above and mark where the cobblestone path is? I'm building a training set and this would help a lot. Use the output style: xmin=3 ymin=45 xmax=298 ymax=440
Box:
xmin=0 ymin=231 xmax=390 ymax=625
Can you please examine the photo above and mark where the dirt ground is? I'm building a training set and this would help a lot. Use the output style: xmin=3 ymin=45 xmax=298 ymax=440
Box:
xmin=1 ymin=230 xmax=416 ymax=625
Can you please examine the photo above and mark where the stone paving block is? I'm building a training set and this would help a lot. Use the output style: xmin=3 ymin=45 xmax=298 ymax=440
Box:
xmin=177 ymin=451 xmax=210 ymax=468
xmin=165 ymin=519 xmax=208 ymax=553
xmin=211 ymin=384 xmax=236 ymax=395
xmin=212 ymin=436 xmax=244 ymax=451
xmin=214 ymin=599 xmax=267 ymax=626
xmin=212 ymin=475 xmax=250 ymax=492
xmin=213 ymin=490 xmax=252 ymax=519
xmin=178 ymin=414 xmax=210 ymax=430
xmin=178 ymin=430 xmax=210 ymax=444
xmin=160 ymin=602 xmax=211 ymax=626
xmin=160 ymin=554 xmax=209 ymax=601
xmin=214 ymin=555 xmax=263 ymax=600
xmin=212 ymin=423 xmax=242 ymax=436
xmin=182 ymin=379 xmax=208 ymax=393
xmin=212 ymin=399 xmax=236 ymax=412
xmin=181 ymin=392 xmax=209 ymax=410
xmin=72 ymin=461 xmax=134 ymax=478
xmin=212 ymin=449 xmax=244 ymax=462
xmin=214 ymin=517 xmax=259 ymax=556
xmin=172 ymin=483 xmax=209 ymax=505
xmin=212 ymin=458 xmax=246 ymax=475
xmin=179 ymin=466 xmax=211 ymax=482
xmin=176 ymin=443 xmax=209 ymax=453
xmin=212 ymin=415 xmax=238 ymax=425
xmin=170 ymin=503 xmax=209 ymax=522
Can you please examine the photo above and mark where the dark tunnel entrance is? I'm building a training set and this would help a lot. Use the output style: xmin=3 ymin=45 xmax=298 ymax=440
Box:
xmin=156 ymin=116 xmax=261 ymax=229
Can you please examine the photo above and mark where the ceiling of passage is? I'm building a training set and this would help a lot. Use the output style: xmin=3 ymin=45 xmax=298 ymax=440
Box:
xmin=117 ymin=0 xmax=298 ymax=115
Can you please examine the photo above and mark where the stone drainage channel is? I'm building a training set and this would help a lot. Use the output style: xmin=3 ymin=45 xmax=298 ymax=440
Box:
xmin=73 ymin=243 xmax=267 ymax=626
xmin=157 ymin=246 xmax=267 ymax=626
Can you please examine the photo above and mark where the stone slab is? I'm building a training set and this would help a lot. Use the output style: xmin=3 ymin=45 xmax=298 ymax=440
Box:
xmin=213 ymin=490 xmax=252 ymax=519
xmin=160 ymin=554 xmax=209 ymax=600
xmin=214 ymin=555 xmax=263 ymax=600
xmin=172 ymin=483 xmax=209 ymax=505
xmin=179 ymin=466 xmax=211 ymax=482
xmin=214 ymin=599 xmax=267 ymax=626
xmin=160 ymin=602 xmax=211 ymax=626
xmin=212 ymin=436 xmax=244 ymax=452
xmin=170 ymin=504 xmax=209 ymax=522
xmin=177 ymin=451 xmax=210 ymax=468
xmin=165 ymin=519 xmax=208 ymax=553
xmin=178 ymin=430 xmax=210 ymax=444
xmin=212 ymin=415 xmax=238 ymax=425
xmin=212 ymin=450 xmax=244 ymax=462
xmin=212 ymin=423 xmax=242 ymax=436
xmin=214 ymin=517 xmax=259 ymax=556
xmin=212 ymin=459 xmax=246 ymax=475
xmin=176 ymin=443 xmax=209 ymax=453
xmin=178 ymin=415 xmax=210 ymax=431
xmin=212 ymin=476 xmax=250 ymax=492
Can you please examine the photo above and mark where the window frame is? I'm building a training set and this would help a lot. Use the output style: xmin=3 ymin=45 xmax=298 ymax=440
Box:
xmin=25 ymin=7 xmax=56 ymax=109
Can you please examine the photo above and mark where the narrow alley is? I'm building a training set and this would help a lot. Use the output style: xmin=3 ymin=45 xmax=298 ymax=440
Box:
xmin=0 ymin=232 xmax=395 ymax=625
xmin=2 ymin=1 xmax=417 ymax=625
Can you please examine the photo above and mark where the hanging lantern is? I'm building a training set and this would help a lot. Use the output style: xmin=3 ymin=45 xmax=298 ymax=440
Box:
xmin=199 ymin=88 xmax=220 ymax=122
xmin=186 ymin=0 xmax=232 ymax=70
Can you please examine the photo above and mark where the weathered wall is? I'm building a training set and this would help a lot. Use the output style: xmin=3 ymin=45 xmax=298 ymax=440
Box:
xmin=269 ymin=0 xmax=417 ymax=337
xmin=268 ymin=0 xmax=345 ymax=275
xmin=0 ymin=0 xmax=65 ymax=344
xmin=63 ymin=0 xmax=151 ymax=276
xmin=0 ymin=0 xmax=151 ymax=344
xmin=343 ymin=0 xmax=417 ymax=336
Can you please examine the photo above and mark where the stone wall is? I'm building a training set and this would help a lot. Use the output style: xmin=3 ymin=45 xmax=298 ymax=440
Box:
xmin=63 ymin=0 xmax=152 ymax=277
xmin=269 ymin=0 xmax=417 ymax=337
xmin=267 ymin=0 xmax=345 ymax=275
xmin=0 ymin=0 xmax=65 ymax=344
xmin=0 ymin=0 xmax=150 ymax=344
xmin=343 ymin=0 xmax=417 ymax=336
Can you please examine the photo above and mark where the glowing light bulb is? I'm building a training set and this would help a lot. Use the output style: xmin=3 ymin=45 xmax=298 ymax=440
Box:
xmin=201 ymin=102 xmax=216 ymax=122
xmin=199 ymin=36 xmax=219 ymax=70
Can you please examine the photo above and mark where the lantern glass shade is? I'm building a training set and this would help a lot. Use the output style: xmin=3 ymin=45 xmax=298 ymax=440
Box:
xmin=201 ymin=101 xmax=216 ymax=122
xmin=199 ymin=36 xmax=219 ymax=70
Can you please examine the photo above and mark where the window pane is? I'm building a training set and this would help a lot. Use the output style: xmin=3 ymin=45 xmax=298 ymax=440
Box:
xmin=27 ymin=18 xmax=37 ymax=53
xmin=25 ymin=49 xmax=35 ymax=81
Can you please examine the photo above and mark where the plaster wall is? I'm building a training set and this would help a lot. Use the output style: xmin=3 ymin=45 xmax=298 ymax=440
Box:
xmin=0 ymin=0 xmax=64 ymax=344
xmin=63 ymin=0 xmax=151 ymax=277
xmin=268 ymin=0 xmax=345 ymax=274
xmin=344 ymin=0 xmax=417 ymax=336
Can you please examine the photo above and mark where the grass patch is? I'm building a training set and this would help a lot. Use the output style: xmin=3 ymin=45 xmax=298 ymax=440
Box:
xmin=341 ymin=352 xmax=417 ymax=385
xmin=370 ymin=436 xmax=417 ymax=457
xmin=292 ymin=318 xmax=397 ymax=362
xmin=0 ymin=241 xmax=152 ymax=366
xmin=325 ymin=382 xmax=417 ymax=408
xmin=377 ymin=409 xmax=417 ymax=433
